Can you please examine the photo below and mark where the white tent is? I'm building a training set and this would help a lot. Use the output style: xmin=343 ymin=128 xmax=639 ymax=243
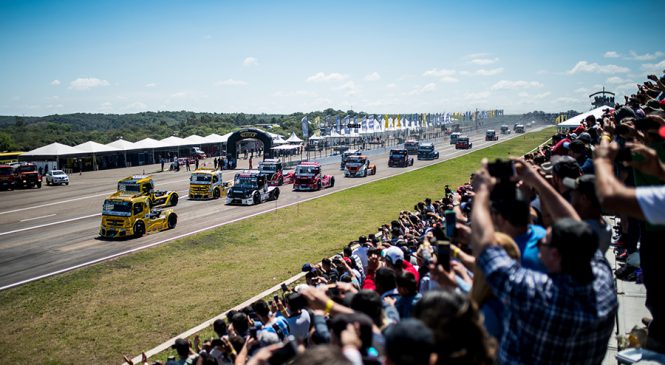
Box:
xmin=558 ymin=106 xmax=611 ymax=127
xmin=133 ymin=138 xmax=168 ymax=149
xmin=205 ymin=133 xmax=231 ymax=144
xmin=272 ymin=144 xmax=301 ymax=150
xmin=160 ymin=136 xmax=191 ymax=147
xmin=273 ymin=136 xmax=287 ymax=145
xmin=308 ymin=135 xmax=324 ymax=141
xmin=285 ymin=132 xmax=303 ymax=143
xmin=184 ymin=135 xmax=209 ymax=145
xmin=74 ymin=141 xmax=120 ymax=154
xmin=106 ymin=138 xmax=137 ymax=151
xmin=22 ymin=142 xmax=83 ymax=157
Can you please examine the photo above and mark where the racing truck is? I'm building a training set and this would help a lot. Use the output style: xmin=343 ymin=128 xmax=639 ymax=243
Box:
xmin=225 ymin=171 xmax=280 ymax=205
xmin=417 ymin=143 xmax=440 ymax=160
xmin=189 ymin=168 xmax=232 ymax=200
xmin=485 ymin=130 xmax=499 ymax=141
xmin=500 ymin=125 xmax=511 ymax=135
xmin=455 ymin=136 xmax=473 ymax=149
xmin=99 ymin=195 xmax=177 ymax=239
xmin=340 ymin=149 xmax=362 ymax=170
xmin=388 ymin=149 xmax=414 ymax=167
xmin=258 ymin=158 xmax=293 ymax=186
xmin=13 ymin=162 xmax=42 ymax=188
xmin=450 ymin=132 xmax=461 ymax=145
xmin=514 ymin=124 xmax=525 ymax=133
xmin=404 ymin=140 xmax=419 ymax=155
xmin=191 ymin=147 xmax=207 ymax=160
xmin=112 ymin=175 xmax=179 ymax=207
xmin=344 ymin=155 xmax=376 ymax=177
xmin=0 ymin=164 xmax=16 ymax=190
xmin=293 ymin=162 xmax=335 ymax=191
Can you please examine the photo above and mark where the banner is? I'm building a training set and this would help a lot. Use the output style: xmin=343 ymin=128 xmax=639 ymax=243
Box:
xmin=301 ymin=116 xmax=309 ymax=138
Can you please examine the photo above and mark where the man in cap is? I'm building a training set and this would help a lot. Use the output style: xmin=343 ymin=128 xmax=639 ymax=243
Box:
xmin=383 ymin=246 xmax=419 ymax=283
xmin=168 ymin=338 xmax=198 ymax=365
xmin=563 ymin=175 xmax=611 ymax=253
xmin=568 ymin=140 xmax=594 ymax=174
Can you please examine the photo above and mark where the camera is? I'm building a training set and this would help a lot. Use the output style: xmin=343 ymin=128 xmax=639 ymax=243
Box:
xmin=437 ymin=242 xmax=451 ymax=271
xmin=487 ymin=159 xmax=518 ymax=202
xmin=487 ymin=159 xmax=515 ymax=181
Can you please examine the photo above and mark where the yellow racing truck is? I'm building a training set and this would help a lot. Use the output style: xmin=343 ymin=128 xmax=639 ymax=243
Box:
xmin=99 ymin=195 xmax=177 ymax=238
xmin=189 ymin=168 xmax=232 ymax=200
xmin=112 ymin=175 xmax=179 ymax=207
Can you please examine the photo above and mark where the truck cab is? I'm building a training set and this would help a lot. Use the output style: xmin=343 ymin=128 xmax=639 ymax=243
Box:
xmin=189 ymin=168 xmax=231 ymax=200
xmin=293 ymin=162 xmax=334 ymax=191
xmin=191 ymin=147 xmax=207 ymax=160
xmin=515 ymin=124 xmax=525 ymax=133
xmin=0 ymin=164 xmax=16 ymax=190
xmin=340 ymin=149 xmax=362 ymax=170
xmin=389 ymin=149 xmax=414 ymax=167
xmin=485 ymin=130 xmax=498 ymax=141
xmin=112 ymin=175 xmax=178 ymax=207
xmin=13 ymin=162 xmax=42 ymax=188
xmin=455 ymin=136 xmax=473 ymax=149
xmin=417 ymin=143 xmax=440 ymax=160
xmin=258 ymin=158 xmax=287 ymax=186
xmin=99 ymin=195 xmax=177 ymax=238
xmin=226 ymin=171 xmax=280 ymax=205
xmin=500 ymin=125 xmax=511 ymax=134
xmin=344 ymin=155 xmax=376 ymax=177
xmin=404 ymin=140 xmax=419 ymax=155
xmin=450 ymin=132 xmax=461 ymax=145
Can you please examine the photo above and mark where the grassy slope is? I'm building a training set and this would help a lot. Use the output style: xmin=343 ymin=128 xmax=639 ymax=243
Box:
xmin=0 ymin=127 xmax=554 ymax=364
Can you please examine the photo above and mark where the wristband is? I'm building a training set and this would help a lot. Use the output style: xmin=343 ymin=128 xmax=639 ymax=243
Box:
xmin=324 ymin=299 xmax=335 ymax=315
xmin=452 ymin=247 xmax=461 ymax=258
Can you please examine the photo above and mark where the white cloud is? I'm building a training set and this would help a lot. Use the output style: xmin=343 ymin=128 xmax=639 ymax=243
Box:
xmin=628 ymin=51 xmax=664 ymax=61
xmin=364 ymin=72 xmax=381 ymax=81
xmin=464 ymin=91 xmax=490 ymax=100
xmin=470 ymin=57 xmax=499 ymax=65
xmin=641 ymin=59 xmax=665 ymax=72
xmin=125 ymin=102 xmax=147 ymax=110
xmin=50 ymin=79 xmax=61 ymax=86
xmin=69 ymin=77 xmax=110 ymax=90
xmin=604 ymin=51 xmax=620 ymax=58
xmin=243 ymin=57 xmax=258 ymax=66
xmin=463 ymin=53 xmax=490 ymax=60
xmin=306 ymin=72 xmax=349 ymax=82
xmin=567 ymin=61 xmax=629 ymax=74
xmin=491 ymin=80 xmax=543 ymax=90
xmin=145 ymin=83 xmax=157 ymax=88
xmin=386 ymin=83 xmax=397 ymax=89
xmin=334 ymin=81 xmax=359 ymax=96
xmin=273 ymin=90 xmax=317 ymax=97
xmin=406 ymin=83 xmax=437 ymax=95
xmin=573 ymin=87 xmax=589 ymax=94
xmin=216 ymin=79 xmax=248 ymax=86
xmin=476 ymin=68 xmax=504 ymax=76
xmin=606 ymin=76 xmax=632 ymax=84
xmin=517 ymin=91 xmax=551 ymax=99
xmin=423 ymin=68 xmax=456 ymax=77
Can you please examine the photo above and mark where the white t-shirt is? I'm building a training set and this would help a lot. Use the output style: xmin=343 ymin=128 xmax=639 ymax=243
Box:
xmin=636 ymin=185 xmax=665 ymax=224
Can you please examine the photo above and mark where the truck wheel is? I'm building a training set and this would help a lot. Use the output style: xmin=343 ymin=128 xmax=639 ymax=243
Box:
xmin=65 ymin=182 xmax=69 ymax=185
xmin=46 ymin=180 xmax=51 ymax=186
xmin=213 ymin=188 xmax=220 ymax=199
xmin=170 ymin=194 xmax=179 ymax=206
xmin=278 ymin=177 xmax=283 ymax=186
xmin=134 ymin=221 xmax=145 ymax=238
xmin=317 ymin=181 xmax=322 ymax=191
xmin=37 ymin=182 xmax=42 ymax=188
xmin=253 ymin=193 xmax=261 ymax=205
xmin=272 ymin=188 xmax=280 ymax=200
xmin=330 ymin=177 xmax=335 ymax=187
xmin=167 ymin=214 xmax=177 ymax=229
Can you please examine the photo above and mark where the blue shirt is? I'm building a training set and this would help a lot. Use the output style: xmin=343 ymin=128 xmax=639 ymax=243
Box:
xmin=477 ymin=246 xmax=617 ymax=365
xmin=513 ymin=224 xmax=547 ymax=273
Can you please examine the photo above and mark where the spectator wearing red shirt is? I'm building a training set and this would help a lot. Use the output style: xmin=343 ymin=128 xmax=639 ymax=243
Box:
xmin=383 ymin=246 xmax=420 ymax=283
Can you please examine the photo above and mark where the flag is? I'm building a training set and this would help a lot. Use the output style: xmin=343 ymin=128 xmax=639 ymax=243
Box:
xmin=301 ymin=116 xmax=309 ymax=138
xmin=368 ymin=115 xmax=374 ymax=129
xmin=396 ymin=114 xmax=401 ymax=128
xmin=336 ymin=116 xmax=341 ymax=132
xmin=384 ymin=114 xmax=389 ymax=129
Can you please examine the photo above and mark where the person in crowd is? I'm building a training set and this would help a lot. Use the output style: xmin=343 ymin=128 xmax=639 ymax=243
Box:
xmin=568 ymin=139 xmax=594 ymax=174
xmin=384 ymin=318 xmax=437 ymax=365
xmin=394 ymin=271 xmax=421 ymax=319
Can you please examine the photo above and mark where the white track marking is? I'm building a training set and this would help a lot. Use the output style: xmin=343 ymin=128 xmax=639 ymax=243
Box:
xmin=0 ymin=213 xmax=100 ymax=237
xmin=19 ymin=214 xmax=56 ymax=222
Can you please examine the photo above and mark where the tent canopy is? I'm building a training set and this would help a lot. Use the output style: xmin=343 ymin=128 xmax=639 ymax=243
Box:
xmin=285 ymin=132 xmax=303 ymax=143
xmin=160 ymin=136 xmax=192 ymax=147
xmin=272 ymin=144 xmax=301 ymax=150
xmin=558 ymin=106 xmax=611 ymax=127
xmin=184 ymin=135 xmax=209 ymax=145
xmin=22 ymin=142 xmax=83 ymax=157
xmin=74 ymin=141 xmax=120 ymax=153
xmin=106 ymin=138 xmax=138 ymax=151
xmin=133 ymin=138 xmax=169 ymax=149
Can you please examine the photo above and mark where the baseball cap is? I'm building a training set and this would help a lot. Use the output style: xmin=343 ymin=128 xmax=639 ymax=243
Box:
xmin=540 ymin=161 xmax=553 ymax=174
xmin=643 ymin=99 xmax=661 ymax=112
xmin=578 ymin=132 xmax=592 ymax=143
xmin=301 ymin=263 xmax=315 ymax=273
xmin=615 ymin=107 xmax=637 ymax=123
xmin=383 ymin=246 xmax=404 ymax=265
xmin=569 ymin=132 xmax=578 ymax=139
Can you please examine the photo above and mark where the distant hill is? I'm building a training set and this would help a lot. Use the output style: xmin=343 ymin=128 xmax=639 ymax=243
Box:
xmin=0 ymin=109 xmax=560 ymax=152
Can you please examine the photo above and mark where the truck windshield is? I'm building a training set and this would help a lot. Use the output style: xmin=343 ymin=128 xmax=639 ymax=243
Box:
xmin=191 ymin=173 xmax=212 ymax=183
xmin=259 ymin=164 xmax=277 ymax=173
xmin=346 ymin=157 xmax=363 ymax=164
xmin=390 ymin=151 xmax=407 ymax=158
xmin=296 ymin=166 xmax=319 ymax=175
xmin=234 ymin=176 xmax=258 ymax=189
xmin=102 ymin=200 xmax=132 ymax=217
xmin=16 ymin=165 xmax=36 ymax=173
xmin=418 ymin=146 xmax=433 ymax=151
xmin=118 ymin=182 xmax=141 ymax=193
xmin=0 ymin=167 xmax=12 ymax=175
xmin=405 ymin=142 xmax=418 ymax=147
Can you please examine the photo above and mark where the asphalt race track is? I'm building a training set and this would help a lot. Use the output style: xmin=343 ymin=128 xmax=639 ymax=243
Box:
xmin=0 ymin=125 xmax=548 ymax=289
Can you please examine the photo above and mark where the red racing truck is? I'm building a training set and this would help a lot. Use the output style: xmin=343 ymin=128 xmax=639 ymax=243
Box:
xmin=0 ymin=164 xmax=16 ymax=190
xmin=293 ymin=162 xmax=335 ymax=191
xmin=13 ymin=162 xmax=42 ymax=188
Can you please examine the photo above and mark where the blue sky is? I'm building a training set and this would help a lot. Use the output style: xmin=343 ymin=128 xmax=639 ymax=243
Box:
xmin=1 ymin=0 xmax=664 ymax=116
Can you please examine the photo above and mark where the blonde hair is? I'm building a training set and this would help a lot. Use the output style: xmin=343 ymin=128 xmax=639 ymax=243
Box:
xmin=470 ymin=232 xmax=521 ymax=306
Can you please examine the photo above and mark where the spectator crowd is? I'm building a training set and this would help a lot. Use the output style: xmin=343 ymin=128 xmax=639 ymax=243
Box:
xmin=126 ymin=70 xmax=665 ymax=365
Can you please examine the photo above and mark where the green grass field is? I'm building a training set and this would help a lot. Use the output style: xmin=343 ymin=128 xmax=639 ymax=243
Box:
xmin=0 ymin=127 xmax=554 ymax=364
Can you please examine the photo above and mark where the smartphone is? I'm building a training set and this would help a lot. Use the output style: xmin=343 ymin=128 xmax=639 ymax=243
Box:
xmin=273 ymin=294 xmax=280 ymax=303
xmin=268 ymin=336 xmax=298 ymax=365
xmin=280 ymin=283 xmax=289 ymax=292
xmin=437 ymin=242 xmax=451 ymax=272
xmin=249 ymin=327 xmax=258 ymax=340
xmin=488 ymin=159 xmax=515 ymax=181
xmin=444 ymin=210 xmax=456 ymax=239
